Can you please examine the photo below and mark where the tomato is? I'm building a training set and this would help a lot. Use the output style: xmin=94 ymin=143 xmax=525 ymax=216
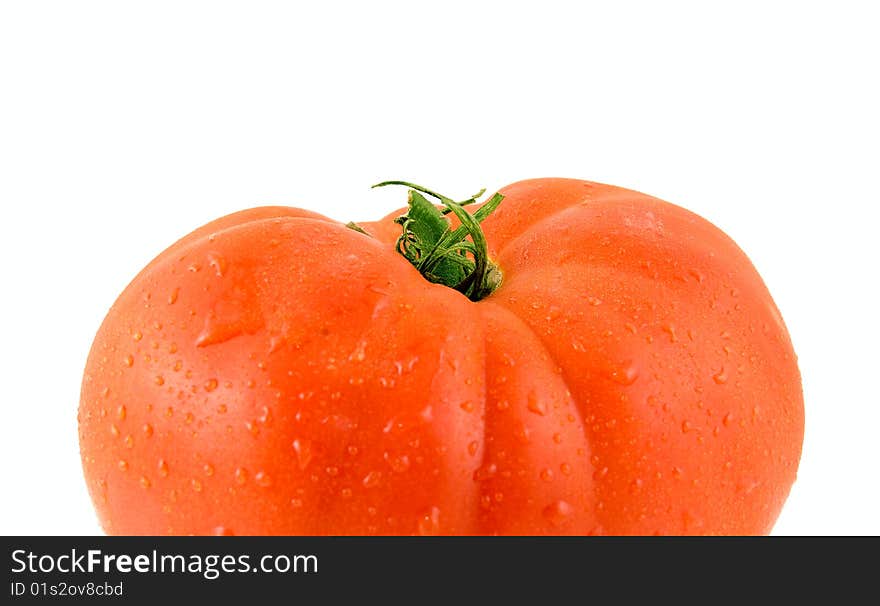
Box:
xmin=79 ymin=178 xmax=803 ymax=535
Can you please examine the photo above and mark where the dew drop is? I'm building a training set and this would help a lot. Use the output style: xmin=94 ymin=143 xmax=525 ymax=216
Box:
xmin=118 ymin=460 xmax=128 ymax=471
xmin=560 ymin=463 xmax=572 ymax=476
xmin=158 ymin=459 xmax=169 ymax=477
xmin=459 ymin=401 xmax=475 ymax=413
xmin=110 ymin=424 xmax=119 ymax=438
xmin=117 ymin=405 xmax=127 ymax=421
xmin=123 ymin=355 xmax=134 ymax=368
xmin=255 ymin=471 xmax=272 ymax=487
xmin=168 ymin=288 xmax=179 ymax=305
xmin=234 ymin=468 xmax=248 ymax=485
xmin=417 ymin=506 xmax=441 ymax=536
xmin=140 ymin=476 xmax=151 ymax=489
xmin=191 ymin=479 xmax=202 ymax=492
xmin=203 ymin=464 xmax=214 ymax=477
xmin=467 ymin=441 xmax=479 ymax=456
xmin=662 ymin=323 xmax=677 ymax=343
xmin=540 ymin=468 xmax=554 ymax=482
xmin=207 ymin=253 xmax=228 ymax=277
xmin=214 ymin=526 xmax=234 ymax=536
xmin=542 ymin=500 xmax=574 ymax=526
xmin=386 ymin=453 xmax=411 ymax=473
xmin=527 ymin=393 xmax=546 ymax=416
xmin=473 ymin=463 xmax=497 ymax=481
xmin=204 ymin=378 xmax=218 ymax=392
xmin=124 ymin=435 xmax=134 ymax=448
xmin=362 ymin=470 xmax=382 ymax=488
xmin=154 ymin=375 xmax=165 ymax=386
xmin=292 ymin=438 xmax=313 ymax=471
xmin=713 ymin=368 xmax=728 ymax=384
xmin=571 ymin=338 xmax=588 ymax=353
xmin=133 ymin=331 xmax=143 ymax=342
xmin=609 ymin=361 xmax=639 ymax=386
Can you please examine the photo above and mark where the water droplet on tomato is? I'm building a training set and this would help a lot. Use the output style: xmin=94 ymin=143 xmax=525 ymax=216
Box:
xmin=688 ymin=268 xmax=705 ymax=283
xmin=293 ymin=439 xmax=313 ymax=470
xmin=467 ymin=441 xmax=479 ymax=456
xmin=203 ymin=464 xmax=214 ymax=477
xmin=459 ymin=401 xmax=475 ymax=413
xmin=213 ymin=526 xmax=234 ymax=536
xmin=207 ymin=253 xmax=227 ymax=277
xmin=123 ymin=355 xmax=134 ymax=368
xmin=191 ymin=479 xmax=203 ymax=492
xmin=234 ymin=468 xmax=247 ymax=484
xmin=609 ymin=361 xmax=639 ymax=386
xmin=713 ymin=368 xmax=728 ymax=384
xmin=362 ymin=470 xmax=382 ymax=488
xmin=168 ymin=288 xmax=179 ymax=305
xmin=158 ymin=459 xmax=169 ymax=477
xmin=110 ymin=424 xmax=120 ymax=438
xmin=139 ymin=476 xmax=151 ymax=489
xmin=540 ymin=468 xmax=554 ymax=482
xmin=527 ymin=393 xmax=546 ymax=416
xmin=117 ymin=405 xmax=127 ymax=421
xmin=204 ymin=378 xmax=218 ymax=392
xmin=473 ymin=463 xmax=497 ymax=481
xmin=255 ymin=471 xmax=272 ymax=487
xmin=542 ymin=500 xmax=573 ymax=526
xmin=571 ymin=338 xmax=588 ymax=353
xmin=385 ymin=453 xmax=410 ymax=473
xmin=560 ymin=463 xmax=572 ymax=475
xmin=417 ymin=506 xmax=441 ymax=535
xmin=124 ymin=434 xmax=134 ymax=448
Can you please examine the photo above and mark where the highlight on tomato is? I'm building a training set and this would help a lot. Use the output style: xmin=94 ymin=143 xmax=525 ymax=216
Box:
xmin=79 ymin=178 xmax=804 ymax=535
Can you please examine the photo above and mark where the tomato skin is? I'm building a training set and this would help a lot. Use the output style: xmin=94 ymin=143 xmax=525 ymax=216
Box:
xmin=79 ymin=178 xmax=803 ymax=535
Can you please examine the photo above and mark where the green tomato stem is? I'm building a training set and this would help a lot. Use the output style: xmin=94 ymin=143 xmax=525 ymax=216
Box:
xmin=372 ymin=180 xmax=504 ymax=302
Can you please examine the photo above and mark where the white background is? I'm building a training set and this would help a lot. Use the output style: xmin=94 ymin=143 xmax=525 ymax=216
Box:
xmin=1 ymin=1 xmax=877 ymax=535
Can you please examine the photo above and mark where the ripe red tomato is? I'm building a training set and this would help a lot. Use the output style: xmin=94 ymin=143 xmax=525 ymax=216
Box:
xmin=79 ymin=178 xmax=803 ymax=535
